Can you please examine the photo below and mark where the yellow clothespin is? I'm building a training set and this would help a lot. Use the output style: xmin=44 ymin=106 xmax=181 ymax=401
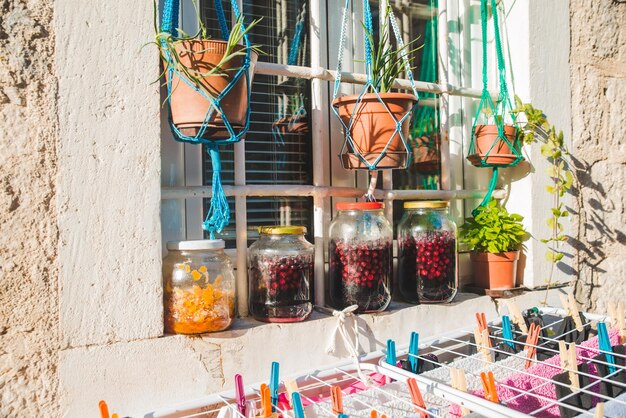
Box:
xmin=559 ymin=341 xmax=580 ymax=389
xmin=609 ymin=301 xmax=626 ymax=344
xmin=560 ymin=293 xmax=584 ymax=332
xmin=506 ymin=300 xmax=528 ymax=334
xmin=474 ymin=327 xmax=492 ymax=364
xmin=450 ymin=368 xmax=470 ymax=416
xmin=284 ymin=379 xmax=299 ymax=407
xmin=593 ymin=402 xmax=604 ymax=418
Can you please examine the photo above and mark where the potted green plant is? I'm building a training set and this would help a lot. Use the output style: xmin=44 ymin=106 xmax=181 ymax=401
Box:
xmin=154 ymin=1 xmax=263 ymax=139
xmin=460 ymin=199 xmax=529 ymax=290
xmin=332 ymin=5 xmax=421 ymax=169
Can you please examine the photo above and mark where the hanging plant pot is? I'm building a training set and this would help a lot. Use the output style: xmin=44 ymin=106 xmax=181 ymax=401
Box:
xmin=411 ymin=133 xmax=441 ymax=173
xmin=287 ymin=114 xmax=309 ymax=135
xmin=167 ymin=40 xmax=259 ymax=140
xmin=333 ymin=92 xmax=417 ymax=169
xmin=467 ymin=124 xmax=521 ymax=166
xmin=470 ymin=250 xmax=520 ymax=290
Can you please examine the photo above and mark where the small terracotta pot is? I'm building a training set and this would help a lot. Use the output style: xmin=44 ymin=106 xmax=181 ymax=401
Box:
xmin=467 ymin=124 xmax=521 ymax=166
xmin=470 ymin=250 xmax=520 ymax=290
xmin=412 ymin=133 xmax=441 ymax=173
xmin=167 ymin=40 xmax=259 ymax=140
xmin=332 ymin=92 xmax=417 ymax=169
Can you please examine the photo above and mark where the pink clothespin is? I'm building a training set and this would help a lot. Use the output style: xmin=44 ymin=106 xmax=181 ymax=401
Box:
xmin=235 ymin=374 xmax=247 ymax=416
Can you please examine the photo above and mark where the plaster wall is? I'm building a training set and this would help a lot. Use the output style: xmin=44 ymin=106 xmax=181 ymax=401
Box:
xmin=0 ymin=1 xmax=59 ymax=416
xmin=570 ymin=0 xmax=626 ymax=312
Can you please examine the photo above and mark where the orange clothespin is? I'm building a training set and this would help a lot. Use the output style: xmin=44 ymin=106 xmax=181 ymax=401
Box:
xmin=407 ymin=378 xmax=428 ymax=418
xmin=260 ymin=383 xmax=273 ymax=418
xmin=524 ymin=322 xmax=541 ymax=369
xmin=112 ymin=415 xmax=119 ymax=418
xmin=506 ymin=300 xmax=528 ymax=334
xmin=99 ymin=400 xmax=110 ymax=418
xmin=331 ymin=385 xmax=343 ymax=416
xmin=480 ymin=371 xmax=499 ymax=403
xmin=475 ymin=312 xmax=492 ymax=347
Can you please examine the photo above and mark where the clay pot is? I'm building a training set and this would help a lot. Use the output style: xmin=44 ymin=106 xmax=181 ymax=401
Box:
xmin=167 ymin=40 xmax=259 ymax=140
xmin=467 ymin=124 xmax=521 ymax=166
xmin=411 ymin=133 xmax=441 ymax=173
xmin=332 ymin=92 xmax=417 ymax=169
xmin=470 ymin=250 xmax=520 ymax=290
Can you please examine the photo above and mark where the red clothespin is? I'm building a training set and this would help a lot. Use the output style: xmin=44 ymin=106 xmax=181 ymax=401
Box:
xmin=524 ymin=322 xmax=541 ymax=369
xmin=331 ymin=385 xmax=343 ymax=416
xmin=480 ymin=371 xmax=499 ymax=403
xmin=475 ymin=312 xmax=492 ymax=347
xmin=260 ymin=383 xmax=273 ymax=418
xmin=99 ymin=400 xmax=110 ymax=418
xmin=407 ymin=378 xmax=428 ymax=418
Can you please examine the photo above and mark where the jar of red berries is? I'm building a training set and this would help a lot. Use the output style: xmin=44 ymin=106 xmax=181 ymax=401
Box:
xmin=397 ymin=201 xmax=458 ymax=304
xmin=328 ymin=202 xmax=393 ymax=313
xmin=248 ymin=226 xmax=314 ymax=323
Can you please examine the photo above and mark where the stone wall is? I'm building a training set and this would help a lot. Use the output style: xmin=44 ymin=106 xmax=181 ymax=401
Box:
xmin=571 ymin=0 xmax=626 ymax=312
xmin=0 ymin=1 xmax=59 ymax=417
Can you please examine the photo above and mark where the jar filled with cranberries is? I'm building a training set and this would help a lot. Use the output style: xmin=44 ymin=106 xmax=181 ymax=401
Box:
xmin=328 ymin=202 xmax=393 ymax=313
xmin=397 ymin=201 xmax=458 ymax=304
xmin=248 ymin=226 xmax=314 ymax=323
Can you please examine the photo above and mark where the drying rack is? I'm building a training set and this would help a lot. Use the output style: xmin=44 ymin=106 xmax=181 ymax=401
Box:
xmin=144 ymin=306 xmax=626 ymax=418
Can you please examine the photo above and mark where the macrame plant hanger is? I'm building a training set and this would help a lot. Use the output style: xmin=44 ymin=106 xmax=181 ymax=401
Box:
xmin=161 ymin=0 xmax=254 ymax=238
xmin=467 ymin=0 xmax=522 ymax=213
xmin=332 ymin=0 xmax=420 ymax=200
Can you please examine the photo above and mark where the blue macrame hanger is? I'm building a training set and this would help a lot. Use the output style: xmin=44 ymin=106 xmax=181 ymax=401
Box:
xmin=160 ymin=0 xmax=254 ymax=238
xmin=332 ymin=0 xmax=420 ymax=201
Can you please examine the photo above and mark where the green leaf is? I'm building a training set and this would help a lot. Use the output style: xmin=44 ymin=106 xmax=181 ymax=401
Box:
xmin=546 ymin=185 xmax=556 ymax=194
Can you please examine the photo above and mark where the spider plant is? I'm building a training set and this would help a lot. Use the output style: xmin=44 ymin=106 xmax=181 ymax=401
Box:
xmin=152 ymin=0 xmax=264 ymax=99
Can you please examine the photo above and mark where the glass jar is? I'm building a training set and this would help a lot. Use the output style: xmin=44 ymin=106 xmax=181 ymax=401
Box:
xmin=328 ymin=202 xmax=392 ymax=313
xmin=163 ymin=239 xmax=236 ymax=334
xmin=248 ymin=226 xmax=314 ymax=323
xmin=397 ymin=201 xmax=458 ymax=304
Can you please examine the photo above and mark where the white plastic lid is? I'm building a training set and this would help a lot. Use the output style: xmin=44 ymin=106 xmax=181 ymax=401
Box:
xmin=166 ymin=239 xmax=225 ymax=251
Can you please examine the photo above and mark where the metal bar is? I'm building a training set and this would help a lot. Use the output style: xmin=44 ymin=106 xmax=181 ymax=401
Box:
xmin=161 ymin=185 xmax=507 ymax=200
xmin=254 ymin=62 xmax=498 ymax=100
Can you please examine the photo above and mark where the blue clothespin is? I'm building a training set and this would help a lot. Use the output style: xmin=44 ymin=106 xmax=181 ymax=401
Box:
xmin=386 ymin=339 xmax=396 ymax=366
xmin=597 ymin=322 xmax=617 ymax=374
xmin=270 ymin=361 xmax=280 ymax=412
xmin=409 ymin=332 xmax=419 ymax=373
xmin=502 ymin=315 xmax=515 ymax=349
xmin=338 ymin=414 xmax=349 ymax=418
xmin=292 ymin=392 xmax=305 ymax=418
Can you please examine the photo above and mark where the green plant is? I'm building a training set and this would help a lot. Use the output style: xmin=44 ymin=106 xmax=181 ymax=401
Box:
xmin=510 ymin=96 xmax=574 ymax=302
xmin=152 ymin=0 xmax=263 ymax=100
xmin=362 ymin=5 xmax=422 ymax=93
xmin=460 ymin=199 xmax=528 ymax=254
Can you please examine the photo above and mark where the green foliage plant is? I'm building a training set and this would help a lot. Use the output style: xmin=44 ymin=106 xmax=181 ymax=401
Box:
xmin=460 ymin=198 xmax=528 ymax=254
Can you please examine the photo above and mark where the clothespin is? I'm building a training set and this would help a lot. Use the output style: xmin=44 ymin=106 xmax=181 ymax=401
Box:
xmin=559 ymin=341 xmax=580 ymax=389
xmin=450 ymin=368 xmax=469 ymax=416
xmin=269 ymin=362 xmax=279 ymax=412
xmin=501 ymin=315 xmax=515 ymax=349
xmin=386 ymin=339 xmax=396 ymax=366
xmin=609 ymin=301 xmax=626 ymax=344
xmin=408 ymin=332 xmax=419 ymax=374
xmin=598 ymin=322 xmax=617 ymax=375
xmin=260 ymin=384 xmax=273 ymax=418
xmin=593 ymin=402 xmax=605 ymax=418
xmin=560 ymin=293 xmax=584 ymax=332
xmin=524 ymin=322 xmax=541 ymax=368
xmin=235 ymin=374 xmax=247 ymax=416
xmin=474 ymin=327 xmax=492 ymax=363
xmin=506 ymin=300 xmax=528 ymax=334
xmin=370 ymin=410 xmax=387 ymax=418
xmin=480 ymin=371 xmax=499 ymax=403
xmin=475 ymin=312 xmax=492 ymax=347
xmin=292 ymin=392 xmax=306 ymax=418
xmin=407 ymin=378 xmax=428 ymax=418
xmin=331 ymin=385 xmax=343 ymax=416
xmin=111 ymin=415 xmax=118 ymax=418
xmin=284 ymin=379 xmax=299 ymax=408
xmin=99 ymin=400 xmax=110 ymax=418
xmin=337 ymin=415 xmax=349 ymax=418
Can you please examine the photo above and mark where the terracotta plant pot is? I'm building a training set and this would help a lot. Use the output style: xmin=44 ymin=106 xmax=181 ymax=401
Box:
xmin=332 ymin=92 xmax=417 ymax=169
xmin=470 ymin=250 xmax=520 ymax=290
xmin=167 ymin=40 xmax=259 ymax=140
xmin=411 ymin=133 xmax=441 ymax=173
xmin=467 ymin=124 xmax=522 ymax=166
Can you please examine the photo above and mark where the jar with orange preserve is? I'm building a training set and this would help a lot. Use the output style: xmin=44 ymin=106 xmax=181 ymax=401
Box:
xmin=163 ymin=239 xmax=236 ymax=334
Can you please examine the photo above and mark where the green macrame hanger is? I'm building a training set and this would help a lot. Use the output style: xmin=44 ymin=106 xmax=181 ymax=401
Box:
xmin=468 ymin=0 xmax=523 ymax=214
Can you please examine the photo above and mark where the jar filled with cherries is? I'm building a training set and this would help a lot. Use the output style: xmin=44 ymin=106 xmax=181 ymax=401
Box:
xmin=248 ymin=226 xmax=314 ymax=322
xmin=397 ymin=201 xmax=458 ymax=304
xmin=328 ymin=202 xmax=392 ymax=313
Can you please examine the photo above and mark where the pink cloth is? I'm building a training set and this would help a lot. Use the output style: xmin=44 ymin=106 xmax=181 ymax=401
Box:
xmin=450 ymin=329 xmax=620 ymax=418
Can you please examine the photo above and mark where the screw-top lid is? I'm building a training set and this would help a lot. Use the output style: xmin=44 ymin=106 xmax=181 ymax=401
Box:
xmin=403 ymin=200 xmax=449 ymax=209
xmin=166 ymin=239 xmax=225 ymax=251
xmin=336 ymin=202 xmax=384 ymax=211
xmin=258 ymin=226 xmax=307 ymax=235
